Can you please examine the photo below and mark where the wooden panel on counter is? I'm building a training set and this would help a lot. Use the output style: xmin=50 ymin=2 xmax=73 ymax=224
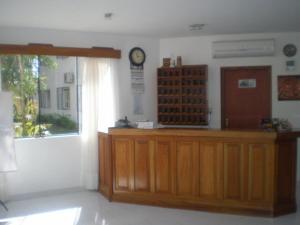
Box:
xmin=199 ymin=142 xmax=223 ymax=200
xmin=175 ymin=138 xmax=199 ymax=196
xmin=98 ymin=132 xmax=111 ymax=198
xmin=99 ymin=128 xmax=300 ymax=217
xmin=133 ymin=137 xmax=154 ymax=192
xmin=223 ymin=143 xmax=244 ymax=201
xmin=247 ymin=143 xmax=273 ymax=203
xmin=112 ymin=137 xmax=134 ymax=192
xmin=155 ymin=137 xmax=174 ymax=194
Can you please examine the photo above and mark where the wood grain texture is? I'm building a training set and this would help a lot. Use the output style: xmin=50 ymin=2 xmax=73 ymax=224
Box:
xmin=175 ymin=138 xmax=199 ymax=196
xmin=155 ymin=137 xmax=174 ymax=194
xmin=223 ymin=143 xmax=244 ymax=201
xmin=109 ymin=128 xmax=277 ymax=139
xmin=247 ymin=144 xmax=271 ymax=203
xmin=198 ymin=142 xmax=223 ymax=200
xmin=133 ymin=137 xmax=154 ymax=192
xmin=112 ymin=137 xmax=133 ymax=192
xmin=0 ymin=43 xmax=121 ymax=58
xmin=98 ymin=132 xmax=113 ymax=200
xmin=99 ymin=129 xmax=299 ymax=217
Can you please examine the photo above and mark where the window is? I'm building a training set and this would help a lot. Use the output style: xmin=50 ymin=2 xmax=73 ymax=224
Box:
xmin=0 ymin=55 xmax=80 ymax=138
xmin=40 ymin=90 xmax=51 ymax=108
xmin=57 ymin=87 xmax=70 ymax=110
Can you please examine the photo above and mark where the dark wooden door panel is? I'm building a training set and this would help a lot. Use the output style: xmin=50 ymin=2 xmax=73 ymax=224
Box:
xmin=221 ymin=66 xmax=271 ymax=129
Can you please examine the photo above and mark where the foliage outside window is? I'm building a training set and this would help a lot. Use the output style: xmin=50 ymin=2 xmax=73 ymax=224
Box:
xmin=0 ymin=55 xmax=80 ymax=138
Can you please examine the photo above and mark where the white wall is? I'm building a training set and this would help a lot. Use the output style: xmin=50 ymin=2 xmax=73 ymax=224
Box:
xmin=0 ymin=26 xmax=160 ymax=197
xmin=160 ymin=32 xmax=300 ymax=181
xmin=6 ymin=136 xmax=81 ymax=197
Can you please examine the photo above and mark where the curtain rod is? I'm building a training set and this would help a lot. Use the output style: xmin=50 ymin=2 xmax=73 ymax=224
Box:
xmin=0 ymin=43 xmax=121 ymax=59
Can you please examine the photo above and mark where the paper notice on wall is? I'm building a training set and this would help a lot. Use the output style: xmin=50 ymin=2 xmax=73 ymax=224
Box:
xmin=238 ymin=79 xmax=256 ymax=88
xmin=131 ymin=67 xmax=145 ymax=93
xmin=133 ymin=94 xmax=144 ymax=115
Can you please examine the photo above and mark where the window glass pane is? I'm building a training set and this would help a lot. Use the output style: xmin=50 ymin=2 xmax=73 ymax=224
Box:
xmin=39 ymin=56 xmax=79 ymax=136
xmin=0 ymin=55 xmax=80 ymax=138
xmin=0 ymin=55 xmax=39 ymax=138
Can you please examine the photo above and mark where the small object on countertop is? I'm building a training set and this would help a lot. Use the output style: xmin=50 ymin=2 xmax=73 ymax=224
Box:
xmin=277 ymin=119 xmax=292 ymax=132
xmin=171 ymin=59 xmax=176 ymax=67
xmin=260 ymin=118 xmax=273 ymax=131
xmin=115 ymin=116 xmax=133 ymax=128
xmin=137 ymin=121 xmax=154 ymax=129
xmin=162 ymin=58 xmax=171 ymax=68
xmin=272 ymin=118 xmax=280 ymax=131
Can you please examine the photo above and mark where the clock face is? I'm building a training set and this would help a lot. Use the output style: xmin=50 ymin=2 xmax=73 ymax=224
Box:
xmin=283 ymin=44 xmax=297 ymax=57
xmin=129 ymin=47 xmax=146 ymax=66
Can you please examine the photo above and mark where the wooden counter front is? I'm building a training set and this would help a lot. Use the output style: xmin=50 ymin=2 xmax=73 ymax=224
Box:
xmin=98 ymin=128 xmax=299 ymax=216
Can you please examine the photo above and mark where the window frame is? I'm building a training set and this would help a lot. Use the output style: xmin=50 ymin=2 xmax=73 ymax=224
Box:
xmin=0 ymin=43 xmax=121 ymax=139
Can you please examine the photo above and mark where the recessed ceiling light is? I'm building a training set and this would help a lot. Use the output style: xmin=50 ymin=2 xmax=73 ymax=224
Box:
xmin=189 ymin=24 xmax=205 ymax=31
xmin=104 ymin=13 xmax=113 ymax=20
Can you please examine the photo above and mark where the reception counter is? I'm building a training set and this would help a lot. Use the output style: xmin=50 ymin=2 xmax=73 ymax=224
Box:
xmin=98 ymin=128 xmax=300 ymax=216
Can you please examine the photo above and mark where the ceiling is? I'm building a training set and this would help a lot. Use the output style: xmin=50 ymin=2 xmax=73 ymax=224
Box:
xmin=0 ymin=0 xmax=300 ymax=38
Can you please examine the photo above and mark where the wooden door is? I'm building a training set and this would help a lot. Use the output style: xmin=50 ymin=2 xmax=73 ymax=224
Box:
xmin=175 ymin=138 xmax=199 ymax=196
xmin=133 ymin=137 xmax=154 ymax=192
xmin=154 ymin=137 xmax=175 ymax=194
xmin=221 ymin=66 xmax=271 ymax=129
xmin=198 ymin=141 xmax=223 ymax=200
xmin=112 ymin=137 xmax=134 ymax=192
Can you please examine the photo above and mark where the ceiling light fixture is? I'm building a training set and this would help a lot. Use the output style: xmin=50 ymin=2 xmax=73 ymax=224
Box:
xmin=189 ymin=24 xmax=205 ymax=31
xmin=104 ymin=12 xmax=113 ymax=20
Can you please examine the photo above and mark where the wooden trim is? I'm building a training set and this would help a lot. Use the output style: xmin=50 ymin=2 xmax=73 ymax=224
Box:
xmin=0 ymin=43 xmax=121 ymax=58
xmin=108 ymin=128 xmax=277 ymax=140
xmin=220 ymin=66 xmax=272 ymax=129
xmin=111 ymin=192 xmax=275 ymax=217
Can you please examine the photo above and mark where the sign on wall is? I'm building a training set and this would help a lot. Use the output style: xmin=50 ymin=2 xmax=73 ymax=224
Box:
xmin=238 ymin=79 xmax=257 ymax=88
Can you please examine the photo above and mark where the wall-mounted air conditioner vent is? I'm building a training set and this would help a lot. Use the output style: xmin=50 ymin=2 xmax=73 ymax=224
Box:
xmin=212 ymin=39 xmax=275 ymax=58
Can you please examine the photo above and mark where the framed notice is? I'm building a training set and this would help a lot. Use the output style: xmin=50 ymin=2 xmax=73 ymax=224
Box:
xmin=278 ymin=75 xmax=300 ymax=100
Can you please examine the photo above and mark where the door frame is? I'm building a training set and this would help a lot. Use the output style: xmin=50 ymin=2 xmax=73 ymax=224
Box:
xmin=220 ymin=66 xmax=272 ymax=129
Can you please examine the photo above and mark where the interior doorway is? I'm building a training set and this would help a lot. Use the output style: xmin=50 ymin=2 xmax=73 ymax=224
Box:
xmin=221 ymin=66 xmax=271 ymax=129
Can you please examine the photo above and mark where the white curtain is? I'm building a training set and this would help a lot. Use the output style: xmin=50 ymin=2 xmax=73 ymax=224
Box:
xmin=80 ymin=58 xmax=118 ymax=190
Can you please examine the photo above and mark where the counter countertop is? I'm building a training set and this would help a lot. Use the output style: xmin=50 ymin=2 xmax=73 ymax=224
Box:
xmin=105 ymin=127 xmax=300 ymax=140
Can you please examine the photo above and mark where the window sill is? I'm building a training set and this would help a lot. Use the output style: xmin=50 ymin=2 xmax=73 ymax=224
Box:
xmin=14 ymin=133 xmax=80 ymax=141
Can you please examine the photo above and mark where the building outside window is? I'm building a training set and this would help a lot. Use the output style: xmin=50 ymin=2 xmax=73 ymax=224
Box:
xmin=40 ymin=89 xmax=51 ymax=109
xmin=57 ymin=87 xmax=70 ymax=110
xmin=0 ymin=55 xmax=80 ymax=138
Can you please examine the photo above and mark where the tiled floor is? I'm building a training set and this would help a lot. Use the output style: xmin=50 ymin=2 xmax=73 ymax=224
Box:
xmin=0 ymin=191 xmax=299 ymax=225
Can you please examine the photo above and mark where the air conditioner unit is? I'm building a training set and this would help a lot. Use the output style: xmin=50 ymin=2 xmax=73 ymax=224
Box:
xmin=212 ymin=39 xmax=275 ymax=58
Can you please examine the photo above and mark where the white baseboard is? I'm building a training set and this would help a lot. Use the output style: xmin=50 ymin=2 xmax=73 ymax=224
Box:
xmin=7 ymin=187 xmax=85 ymax=202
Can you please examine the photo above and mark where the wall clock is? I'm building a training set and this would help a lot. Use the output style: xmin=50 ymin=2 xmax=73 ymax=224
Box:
xmin=129 ymin=47 xmax=146 ymax=66
xmin=283 ymin=44 xmax=297 ymax=57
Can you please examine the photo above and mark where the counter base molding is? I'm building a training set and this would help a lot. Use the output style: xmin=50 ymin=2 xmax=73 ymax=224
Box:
xmin=98 ymin=128 xmax=299 ymax=217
